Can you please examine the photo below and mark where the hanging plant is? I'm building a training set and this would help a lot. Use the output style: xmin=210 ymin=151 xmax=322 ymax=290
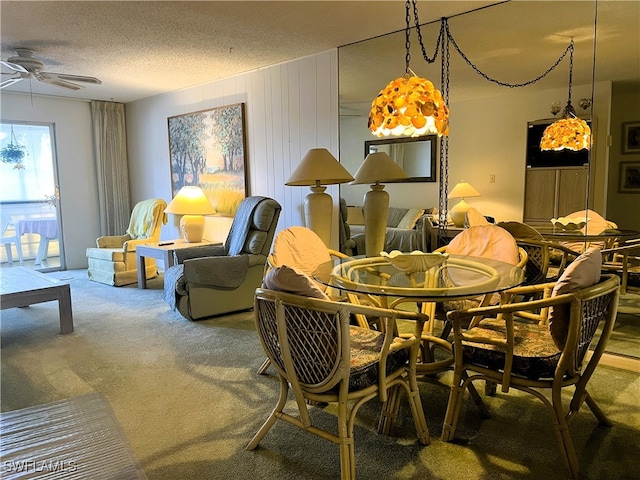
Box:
xmin=0 ymin=126 xmax=27 ymax=169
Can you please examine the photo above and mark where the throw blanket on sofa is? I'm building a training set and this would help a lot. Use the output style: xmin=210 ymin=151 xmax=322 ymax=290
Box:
xmin=226 ymin=196 xmax=267 ymax=256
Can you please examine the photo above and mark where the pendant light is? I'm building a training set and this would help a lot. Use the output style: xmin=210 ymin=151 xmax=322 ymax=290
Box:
xmin=540 ymin=40 xmax=591 ymax=151
xmin=368 ymin=0 xmax=449 ymax=138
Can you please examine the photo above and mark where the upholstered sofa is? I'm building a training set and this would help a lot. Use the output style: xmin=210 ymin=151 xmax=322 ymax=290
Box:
xmin=347 ymin=205 xmax=436 ymax=253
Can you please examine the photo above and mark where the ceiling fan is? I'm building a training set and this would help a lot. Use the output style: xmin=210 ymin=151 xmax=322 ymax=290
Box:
xmin=0 ymin=48 xmax=102 ymax=91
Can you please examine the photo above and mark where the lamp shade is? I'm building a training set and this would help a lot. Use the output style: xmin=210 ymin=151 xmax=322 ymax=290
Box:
xmin=448 ymin=181 xmax=480 ymax=199
xmin=369 ymin=75 xmax=449 ymax=138
xmin=285 ymin=148 xmax=354 ymax=186
xmin=448 ymin=181 xmax=480 ymax=228
xmin=165 ymin=186 xmax=216 ymax=243
xmin=165 ymin=186 xmax=216 ymax=215
xmin=351 ymin=152 xmax=409 ymax=185
xmin=540 ymin=116 xmax=591 ymax=151
xmin=285 ymin=148 xmax=353 ymax=247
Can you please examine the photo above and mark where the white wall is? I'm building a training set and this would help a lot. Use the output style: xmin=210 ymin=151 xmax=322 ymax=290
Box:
xmin=0 ymin=93 xmax=100 ymax=269
xmin=339 ymin=80 xmax=612 ymax=225
xmin=126 ymin=50 xmax=340 ymax=246
xmin=607 ymin=82 xmax=640 ymax=230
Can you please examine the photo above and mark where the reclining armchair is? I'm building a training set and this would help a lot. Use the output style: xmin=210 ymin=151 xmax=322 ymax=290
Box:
xmin=86 ymin=198 xmax=167 ymax=286
xmin=164 ymin=196 xmax=281 ymax=320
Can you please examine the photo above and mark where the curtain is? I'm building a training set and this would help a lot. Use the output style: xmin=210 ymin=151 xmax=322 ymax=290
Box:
xmin=389 ymin=144 xmax=405 ymax=168
xmin=91 ymin=101 xmax=131 ymax=236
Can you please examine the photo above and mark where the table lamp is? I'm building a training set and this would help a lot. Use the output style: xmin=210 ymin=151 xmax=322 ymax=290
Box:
xmin=448 ymin=181 xmax=480 ymax=227
xmin=285 ymin=148 xmax=354 ymax=246
xmin=164 ymin=186 xmax=216 ymax=242
xmin=351 ymin=152 xmax=409 ymax=257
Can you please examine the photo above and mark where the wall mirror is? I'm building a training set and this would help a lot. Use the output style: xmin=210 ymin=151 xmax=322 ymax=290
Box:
xmin=338 ymin=1 xmax=640 ymax=363
xmin=364 ymin=136 xmax=437 ymax=182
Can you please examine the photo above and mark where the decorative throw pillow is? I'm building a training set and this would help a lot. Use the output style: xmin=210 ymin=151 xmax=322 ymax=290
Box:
xmin=548 ymin=247 xmax=602 ymax=349
xmin=397 ymin=208 xmax=425 ymax=230
xmin=262 ymin=265 xmax=329 ymax=300
xmin=387 ymin=207 xmax=409 ymax=228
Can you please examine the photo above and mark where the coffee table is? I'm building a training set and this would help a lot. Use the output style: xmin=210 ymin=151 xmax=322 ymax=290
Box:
xmin=1 ymin=267 xmax=73 ymax=334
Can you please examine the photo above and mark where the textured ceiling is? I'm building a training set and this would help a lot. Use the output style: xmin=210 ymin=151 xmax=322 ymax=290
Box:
xmin=1 ymin=1 xmax=638 ymax=105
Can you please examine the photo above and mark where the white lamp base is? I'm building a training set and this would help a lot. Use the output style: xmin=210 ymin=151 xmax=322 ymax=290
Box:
xmin=304 ymin=186 xmax=332 ymax=247
xmin=450 ymin=199 xmax=470 ymax=228
xmin=180 ymin=214 xmax=205 ymax=242
xmin=363 ymin=184 xmax=389 ymax=257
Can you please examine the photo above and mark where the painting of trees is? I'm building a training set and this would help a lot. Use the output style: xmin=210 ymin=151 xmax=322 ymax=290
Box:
xmin=168 ymin=103 xmax=247 ymax=216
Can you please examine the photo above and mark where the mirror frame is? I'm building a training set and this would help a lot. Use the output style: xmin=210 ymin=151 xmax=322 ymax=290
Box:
xmin=364 ymin=135 xmax=437 ymax=182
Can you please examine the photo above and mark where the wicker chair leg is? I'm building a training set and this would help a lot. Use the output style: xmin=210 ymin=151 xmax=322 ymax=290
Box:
xmin=405 ymin=384 xmax=430 ymax=445
xmin=377 ymin=385 xmax=402 ymax=436
xmin=441 ymin=382 xmax=466 ymax=442
xmin=583 ymin=392 xmax=613 ymax=427
xmin=256 ymin=358 xmax=271 ymax=375
xmin=337 ymin=403 xmax=356 ymax=480
xmin=246 ymin=378 xmax=288 ymax=450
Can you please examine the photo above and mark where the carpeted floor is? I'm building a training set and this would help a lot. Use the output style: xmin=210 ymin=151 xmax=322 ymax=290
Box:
xmin=1 ymin=269 xmax=639 ymax=479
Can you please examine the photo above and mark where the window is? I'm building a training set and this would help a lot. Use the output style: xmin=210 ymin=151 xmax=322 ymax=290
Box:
xmin=0 ymin=122 xmax=56 ymax=203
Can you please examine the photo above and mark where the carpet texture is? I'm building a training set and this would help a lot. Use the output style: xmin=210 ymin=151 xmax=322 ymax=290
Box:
xmin=1 ymin=269 xmax=639 ymax=479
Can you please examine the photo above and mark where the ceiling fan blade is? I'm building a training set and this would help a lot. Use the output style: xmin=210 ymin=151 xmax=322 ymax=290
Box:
xmin=0 ymin=60 xmax=28 ymax=74
xmin=36 ymin=73 xmax=84 ymax=90
xmin=0 ymin=77 xmax=24 ymax=89
xmin=40 ymin=71 xmax=102 ymax=85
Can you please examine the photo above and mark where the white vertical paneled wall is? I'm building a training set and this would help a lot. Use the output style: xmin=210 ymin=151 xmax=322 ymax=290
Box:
xmin=127 ymin=50 xmax=340 ymax=247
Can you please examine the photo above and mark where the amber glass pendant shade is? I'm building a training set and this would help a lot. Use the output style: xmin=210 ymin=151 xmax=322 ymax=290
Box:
xmin=368 ymin=74 xmax=449 ymax=138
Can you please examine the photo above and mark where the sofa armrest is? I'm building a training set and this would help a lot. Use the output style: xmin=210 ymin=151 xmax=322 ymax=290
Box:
xmin=173 ymin=244 xmax=226 ymax=264
xmin=183 ymin=254 xmax=251 ymax=288
xmin=96 ymin=234 xmax=131 ymax=248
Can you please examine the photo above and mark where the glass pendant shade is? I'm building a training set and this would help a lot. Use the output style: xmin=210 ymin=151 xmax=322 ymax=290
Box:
xmin=368 ymin=74 xmax=449 ymax=138
xmin=540 ymin=113 xmax=591 ymax=151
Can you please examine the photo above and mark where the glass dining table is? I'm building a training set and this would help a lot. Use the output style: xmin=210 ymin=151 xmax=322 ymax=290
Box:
xmin=313 ymin=253 xmax=525 ymax=307
xmin=312 ymin=252 xmax=526 ymax=418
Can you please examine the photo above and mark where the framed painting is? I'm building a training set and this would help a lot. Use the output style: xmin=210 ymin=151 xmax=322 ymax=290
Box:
xmin=168 ymin=103 xmax=247 ymax=216
xmin=622 ymin=121 xmax=640 ymax=154
xmin=619 ymin=161 xmax=640 ymax=193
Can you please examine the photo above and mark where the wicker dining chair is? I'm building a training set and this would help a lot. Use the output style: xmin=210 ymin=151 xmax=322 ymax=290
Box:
xmin=247 ymin=288 xmax=430 ymax=480
xmin=497 ymin=221 xmax=580 ymax=284
xmin=601 ymin=238 xmax=640 ymax=294
xmin=256 ymin=226 xmax=369 ymax=375
xmin=441 ymin=266 xmax=620 ymax=480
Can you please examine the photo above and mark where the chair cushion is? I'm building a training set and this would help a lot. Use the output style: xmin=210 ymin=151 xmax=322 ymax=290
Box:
xmin=269 ymin=226 xmax=332 ymax=278
xmin=549 ymin=247 xmax=602 ymax=349
xmin=397 ymin=208 xmax=425 ymax=229
xmin=465 ymin=207 xmax=489 ymax=227
xmin=262 ymin=265 xmax=329 ymax=299
xmin=462 ymin=319 xmax=561 ymax=380
xmin=446 ymin=225 xmax=520 ymax=266
xmin=343 ymin=326 xmax=409 ymax=391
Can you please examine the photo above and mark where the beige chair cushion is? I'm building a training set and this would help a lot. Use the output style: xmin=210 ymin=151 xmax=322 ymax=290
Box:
xmin=548 ymin=247 xmax=602 ymax=348
xmin=446 ymin=225 xmax=520 ymax=265
xmin=465 ymin=207 xmax=490 ymax=227
xmin=262 ymin=265 xmax=329 ymax=299
xmin=269 ymin=226 xmax=332 ymax=278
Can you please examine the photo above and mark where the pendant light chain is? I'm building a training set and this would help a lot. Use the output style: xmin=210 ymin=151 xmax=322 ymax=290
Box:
xmin=438 ymin=25 xmax=451 ymax=234
xmin=405 ymin=0 xmax=412 ymax=73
